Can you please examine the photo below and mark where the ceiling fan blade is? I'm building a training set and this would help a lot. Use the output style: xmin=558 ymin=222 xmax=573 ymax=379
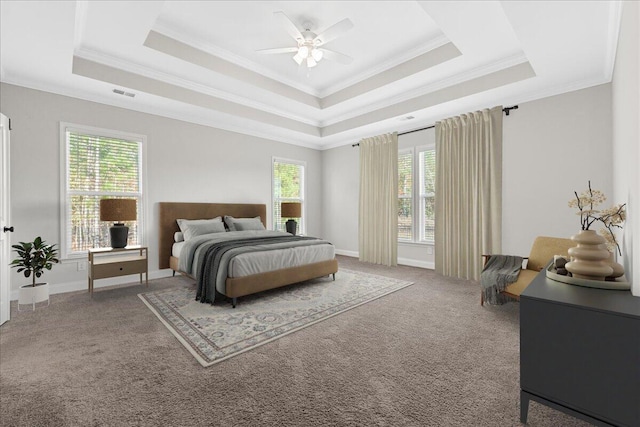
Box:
xmin=256 ymin=47 xmax=299 ymax=54
xmin=319 ymin=48 xmax=353 ymax=65
xmin=313 ymin=18 xmax=354 ymax=46
xmin=274 ymin=11 xmax=304 ymax=43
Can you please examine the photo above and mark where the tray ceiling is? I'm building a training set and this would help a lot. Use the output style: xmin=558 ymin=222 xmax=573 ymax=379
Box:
xmin=0 ymin=1 xmax=621 ymax=149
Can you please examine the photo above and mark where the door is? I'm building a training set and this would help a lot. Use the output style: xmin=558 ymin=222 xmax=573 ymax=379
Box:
xmin=0 ymin=113 xmax=11 ymax=325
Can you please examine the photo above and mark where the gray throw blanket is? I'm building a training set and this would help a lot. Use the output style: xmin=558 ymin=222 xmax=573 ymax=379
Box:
xmin=480 ymin=255 xmax=523 ymax=305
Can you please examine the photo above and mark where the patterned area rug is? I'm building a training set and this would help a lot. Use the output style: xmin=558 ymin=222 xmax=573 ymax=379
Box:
xmin=139 ymin=269 xmax=413 ymax=367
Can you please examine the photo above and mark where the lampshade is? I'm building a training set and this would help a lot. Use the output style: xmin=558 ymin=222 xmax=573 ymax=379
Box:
xmin=100 ymin=199 xmax=137 ymax=222
xmin=281 ymin=202 xmax=301 ymax=218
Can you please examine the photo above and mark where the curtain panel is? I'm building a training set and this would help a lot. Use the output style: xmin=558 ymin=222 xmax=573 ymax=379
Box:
xmin=435 ymin=106 xmax=503 ymax=280
xmin=359 ymin=132 xmax=398 ymax=266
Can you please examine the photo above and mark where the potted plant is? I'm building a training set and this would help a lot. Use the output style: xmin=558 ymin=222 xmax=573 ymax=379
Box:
xmin=10 ymin=236 xmax=59 ymax=311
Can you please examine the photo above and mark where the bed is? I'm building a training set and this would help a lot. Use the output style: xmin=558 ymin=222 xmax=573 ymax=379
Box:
xmin=158 ymin=202 xmax=338 ymax=307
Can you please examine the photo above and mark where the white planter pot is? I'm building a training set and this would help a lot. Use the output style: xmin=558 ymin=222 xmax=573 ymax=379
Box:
xmin=18 ymin=282 xmax=50 ymax=312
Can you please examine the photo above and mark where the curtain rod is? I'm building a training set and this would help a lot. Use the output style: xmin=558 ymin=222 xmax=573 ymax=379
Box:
xmin=351 ymin=105 xmax=519 ymax=147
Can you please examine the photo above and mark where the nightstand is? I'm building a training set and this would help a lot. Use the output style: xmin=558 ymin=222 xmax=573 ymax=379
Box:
xmin=88 ymin=246 xmax=148 ymax=295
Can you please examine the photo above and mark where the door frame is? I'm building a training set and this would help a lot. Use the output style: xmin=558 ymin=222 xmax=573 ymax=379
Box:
xmin=1 ymin=113 xmax=11 ymax=325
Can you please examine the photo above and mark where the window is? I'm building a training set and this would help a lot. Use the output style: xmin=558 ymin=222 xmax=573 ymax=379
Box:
xmin=398 ymin=150 xmax=413 ymax=240
xmin=272 ymin=157 xmax=305 ymax=233
xmin=398 ymin=146 xmax=436 ymax=243
xmin=419 ymin=149 xmax=436 ymax=242
xmin=61 ymin=123 xmax=145 ymax=258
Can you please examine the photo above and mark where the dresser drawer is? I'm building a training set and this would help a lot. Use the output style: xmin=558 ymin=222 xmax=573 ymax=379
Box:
xmin=91 ymin=258 xmax=147 ymax=279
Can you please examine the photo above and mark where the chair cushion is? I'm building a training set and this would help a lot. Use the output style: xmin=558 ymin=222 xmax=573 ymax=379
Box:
xmin=504 ymin=269 xmax=539 ymax=297
xmin=527 ymin=236 xmax=574 ymax=272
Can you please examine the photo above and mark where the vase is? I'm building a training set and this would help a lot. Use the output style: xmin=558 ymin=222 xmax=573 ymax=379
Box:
xmin=565 ymin=230 xmax=613 ymax=281
xmin=17 ymin=282 xmax=50 ymax=312
xmin=605 ymin=251 xmax=625 ymax=280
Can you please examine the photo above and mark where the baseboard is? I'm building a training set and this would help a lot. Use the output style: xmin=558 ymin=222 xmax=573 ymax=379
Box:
xmin=335 ymin=249 xmax=359 ymax=258
xmin=10 ymin=269 xmax=175 ymax=301
xmin=398 ymin=257 xmax=435 ymax=270
xmin=335 ymin=249 xmax=434 ymax=270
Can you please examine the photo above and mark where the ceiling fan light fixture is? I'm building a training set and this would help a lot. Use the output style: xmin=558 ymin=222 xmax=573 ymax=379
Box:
xmin=298 ymin=45 xmax=309 ymax=58
xmin=292 ymin=53 xmax=304 ymax=65
xmin=311 ymin=48 xmax=323 ymax=62
xmin=306 ymin=57 xmax=317 ymax=68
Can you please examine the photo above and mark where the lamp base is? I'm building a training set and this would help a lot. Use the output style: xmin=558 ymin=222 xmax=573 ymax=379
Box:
xmin=109 ymin=223 xmax=129 ymax=248
xmin=285 ymin=219 xmax=298 ymax=236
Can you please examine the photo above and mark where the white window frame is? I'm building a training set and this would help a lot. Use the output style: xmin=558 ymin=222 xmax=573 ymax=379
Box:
xmin=272 ymin=156 xmax=306 ymax=234
xmin=398 ymin=144 xmax=435 ymax=244
xmin=59 ymin=122 xmax=147 ymax=259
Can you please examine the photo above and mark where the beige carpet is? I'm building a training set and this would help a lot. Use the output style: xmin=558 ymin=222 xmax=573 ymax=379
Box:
xmin=0 ymin=256 xmax=589 ymax=426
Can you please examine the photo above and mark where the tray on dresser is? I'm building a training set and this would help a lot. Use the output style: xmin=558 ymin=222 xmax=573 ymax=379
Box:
xmin=545 ymin=263 xmax=630 ymax=290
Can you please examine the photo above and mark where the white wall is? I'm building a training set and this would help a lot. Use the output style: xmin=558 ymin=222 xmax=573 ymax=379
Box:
xmin=502 ymin=84 xmax=613 ymax=256
xmin=612 ymin=1 xmax=639 ymax=296
xmin=322 ymin=84 xmax=614 ymax=267
xmin=1 ymin=83 xmax=323 ymax=296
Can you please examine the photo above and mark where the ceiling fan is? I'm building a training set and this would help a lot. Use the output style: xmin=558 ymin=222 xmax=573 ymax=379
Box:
xmin=257 ymin=11 xmax=354 ymax=68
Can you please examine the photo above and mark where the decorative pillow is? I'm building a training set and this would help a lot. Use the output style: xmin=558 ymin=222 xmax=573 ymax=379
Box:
xmin=234 ymin=220 xmax=266 ymax=231
xmin=174 ymin=232 xmax=184 ymax=242
xmin=224 ymin=216 xmax=264 ymax=231
xmin=176 ymin=217 xmax=224 ymax=240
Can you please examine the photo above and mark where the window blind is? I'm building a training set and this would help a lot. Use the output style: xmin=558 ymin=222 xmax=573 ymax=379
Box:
xmin=398 ymin=150 xmax=413 ymax=240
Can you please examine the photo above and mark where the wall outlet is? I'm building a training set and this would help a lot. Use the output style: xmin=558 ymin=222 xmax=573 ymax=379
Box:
xmin=427 ymin=246 xmax=433 ymax=255
xmin=77 ymin=262 xmax=86 ymax=271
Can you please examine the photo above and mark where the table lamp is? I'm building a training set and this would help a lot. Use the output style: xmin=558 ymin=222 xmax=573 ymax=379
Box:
xmin=100 ymin=199 xmax=137 ymax=248
xmin=280 ymin=202 xmax=301 ymax=236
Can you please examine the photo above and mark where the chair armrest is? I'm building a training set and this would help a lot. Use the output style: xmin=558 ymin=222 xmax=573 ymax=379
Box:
xmin=481 ymin=254 xmax=529 ymax=267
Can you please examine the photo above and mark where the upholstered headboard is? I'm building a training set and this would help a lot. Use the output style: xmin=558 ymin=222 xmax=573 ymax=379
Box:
xmin=158 ymin=202 xmax=267 ymax=269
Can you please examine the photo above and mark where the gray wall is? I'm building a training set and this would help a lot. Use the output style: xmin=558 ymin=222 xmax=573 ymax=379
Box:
xmin=322 ymin=83 xmax=614 ymax=265
xmin=1 ymin=83 xmax=323 ymax=295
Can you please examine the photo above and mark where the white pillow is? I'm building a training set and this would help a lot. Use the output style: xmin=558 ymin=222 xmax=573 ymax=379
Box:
xmin=224 ymin=216 xmax=264 ymax=231
xmin=234 ymin=220 xmax=266 ymax=231
xmin=174 ymin=232 xmax=184 ymax=242
xmin=177 ymin=217 xmax=224 ymax=240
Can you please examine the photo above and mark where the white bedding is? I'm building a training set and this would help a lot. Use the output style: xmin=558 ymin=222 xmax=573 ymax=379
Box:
xmin=173 ymin=231 xmax=335 ymax=278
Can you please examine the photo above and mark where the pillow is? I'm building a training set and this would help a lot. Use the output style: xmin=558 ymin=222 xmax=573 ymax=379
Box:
xmin=174 ymin=232 xmax=184 ymax=242
xmin=234 ymin=220 xmax=266 ymax=231
xmin=176 ymin=217 xmax=225 ymax=240
xmin=224 ymin=216 xmax=264 ymax=231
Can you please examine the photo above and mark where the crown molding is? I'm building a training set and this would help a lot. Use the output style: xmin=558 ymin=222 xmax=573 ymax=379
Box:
xmin=0 ymin=76 xmax=324 ymax=150
xmin=73 ymin=47 xmax=320 ymax=127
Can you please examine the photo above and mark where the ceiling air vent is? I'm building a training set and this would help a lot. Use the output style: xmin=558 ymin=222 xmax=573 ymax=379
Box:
xmin=113 ymin=89 xmax=136 ymax=98
xmin=398 ymin=115 xmax=415 ymax=121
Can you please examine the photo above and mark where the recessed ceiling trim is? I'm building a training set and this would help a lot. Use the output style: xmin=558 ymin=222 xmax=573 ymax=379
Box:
xmin=153 ymin=19 xmax=322 ymax=97
xmin=320 ymin=52 xmax=529 ymax=127
xmin=322 ymin=61 xmax=536 ymax=137
xmin=72 ymin=56 xmax=321 ymax=137
xmin=144 ymin=30 xmax=321 ymax=109
xmin=320 ymin=42 xmax=461 ymax=108
xmin=317 ymin=34 xmax=451 ymax=98
xmin=604 ymin=0 xmax=623 ymax=82
xmin=74 ymin=47 xmax=319 ymax=127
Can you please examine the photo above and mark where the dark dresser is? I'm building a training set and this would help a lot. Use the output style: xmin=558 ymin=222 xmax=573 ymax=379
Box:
xmin=520 ymin=270 xmax=640 ymax=426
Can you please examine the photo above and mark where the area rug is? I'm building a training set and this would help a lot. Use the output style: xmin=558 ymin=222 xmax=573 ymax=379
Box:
xmin=138 ymin=269 xmax=413 ymax=367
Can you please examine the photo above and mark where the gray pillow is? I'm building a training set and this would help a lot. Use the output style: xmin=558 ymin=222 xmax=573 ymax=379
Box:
xmin=224 ymin=216 xmax=263 ymax=231
xmin=234 ymin=220 xmax=266 ymax=231
xmin=174 ymin=232 xmax=184 ymax=242
xmin=177 ymin=217 xmax=225 ymax=240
